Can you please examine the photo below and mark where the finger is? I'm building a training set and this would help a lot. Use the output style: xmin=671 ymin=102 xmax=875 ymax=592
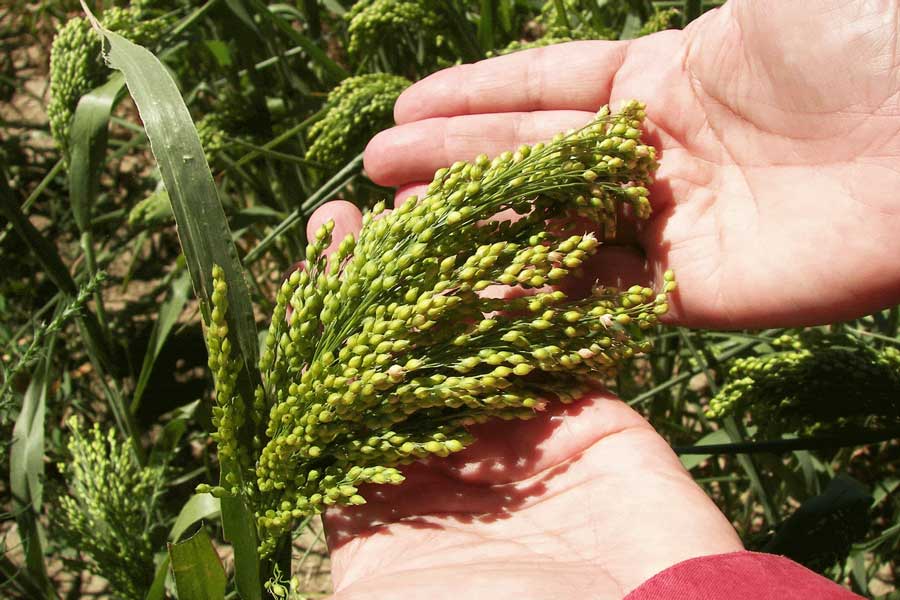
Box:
xmin=394 ymin=183 xmax=428 ymax=207
xmin=365 ymin=110 xmax=595 ymax=186
xmin=394 ymin=41 xmax=629 ymax=124
xmin=306 ymin=200 xmax=363 ymax=255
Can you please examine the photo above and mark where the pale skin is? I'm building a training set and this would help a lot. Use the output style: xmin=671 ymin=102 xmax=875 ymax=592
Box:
xmin=308 ymin=1 xmax=900 ymax=598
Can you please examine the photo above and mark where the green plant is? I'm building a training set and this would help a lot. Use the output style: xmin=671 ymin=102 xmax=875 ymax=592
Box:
xmin=707 ymin=329 xmax=900 ymax=435
xmin=306 ymin=74 xmax=411 ymax=170
xmin=346 ymin=0 xmax=448 ymax=69
xmin=201 ymin=101 xmax=673 ymax=556
xmin=51 ymin=417 xmax=165 ymax=599
xmin=47 ymin=5 xmax=171 ymax=154
xmin=2 ymin=0 xmax=896 ymax=597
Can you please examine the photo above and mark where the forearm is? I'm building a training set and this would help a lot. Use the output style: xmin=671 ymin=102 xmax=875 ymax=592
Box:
xmin=626 ymin=551 xmax=863 ymax=600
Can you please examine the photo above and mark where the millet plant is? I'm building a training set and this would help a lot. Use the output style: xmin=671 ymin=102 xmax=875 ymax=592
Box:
xmin=3 ymin=1 xmax=898 ymax=598
xmin=201 ymin=100 xmax=675 ymax=557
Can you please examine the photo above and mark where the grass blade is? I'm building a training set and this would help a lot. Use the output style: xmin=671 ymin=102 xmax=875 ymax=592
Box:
xmin=10 ymin=355 xmax=53 ymax=595
xmin=0 ymin=168 xmax=114 ymax=373
xmin=683 ymin=0 xmax=703 ymax=23
xmin=82 ymin=4 xmax=260 ymax=376
xmin=253 ymin=0 xmax=348 ymax=82
xmin=68 ymin=74 xmax=124 ymax=233
xmin=81 ymin=5 xmax=265 ymax=596
xmin=168 ymin=528 xmax=227 ymax=600
xmin=144 ymin=555 xmax=171 ymax=600
xmin=131 ymin=269 xmax=191 ymax=414
xmin=243 ymin=152 xmax=363 ymax=265
xmin=477 ymin=0 xmax=496 ymax=51
xmin=170 ymin=493 xmax=222 ymax=543
xmin=68 ymin=74 xmax=126 ymax=336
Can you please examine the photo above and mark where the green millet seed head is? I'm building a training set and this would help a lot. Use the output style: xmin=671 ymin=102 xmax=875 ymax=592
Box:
xmin=707 ymin=329 xmax=900 ymax=436
xmin=54 ymin=417 xmax=164 ymax=599
xmin=345 ymin=0 xmax=446 ymax=62
xmin=203 ymin=101 xmax=674 ymax=556
xmin=49 ymin=7 xmax=171 ymax=156
xmin=307 ymin=73 xmax=410 ymax=168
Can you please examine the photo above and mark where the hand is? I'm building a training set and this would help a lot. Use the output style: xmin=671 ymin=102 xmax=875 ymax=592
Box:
xmin=364 ymin=0 xmax=900 ymax=329
xmin=303 ymin=206 xmax=743 ymax=600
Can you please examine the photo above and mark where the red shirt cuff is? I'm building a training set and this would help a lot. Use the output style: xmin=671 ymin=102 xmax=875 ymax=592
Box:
xmin=625 ymin=551 xmax=862 ymax=599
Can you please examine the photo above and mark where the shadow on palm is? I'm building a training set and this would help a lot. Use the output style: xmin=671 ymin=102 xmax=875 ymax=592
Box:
xmin=323 ymin=390 xmax=742 ymax=598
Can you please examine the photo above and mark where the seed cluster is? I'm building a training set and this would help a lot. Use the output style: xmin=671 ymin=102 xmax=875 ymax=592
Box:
xmin=639 ymin=8 xmax=683 ymax=36
xmin=48 ymin=6 xmax=171 ymax=154
xmin=538 ymin=0 xmax=617 ymax=40
xmin=306 ymin=73 xmax=410 ymax=169
xmin=345 ymin=0 xmax=445 ymax=61
xmin=501 ymin=4 xmax=681 ymax=55
xmin=54 ymin=417 xmax=163 ymax=600
xmin=707 ymin=330 xmax=900 ymax=435
xmin=204 ymin=101 xmax=674 ymax=555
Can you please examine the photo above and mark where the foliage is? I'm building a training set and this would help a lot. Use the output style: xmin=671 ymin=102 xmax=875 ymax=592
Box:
xmin=51 ymin=417 xmax=165 ymax=599
xmin=205 ymin=102 xmax=671 ymax=556
xmin=346 ymin=0 xmax=447 ymax=66
xmin=47 ymin=4 xmax=171 ymax=154
xmin=1 ymin=0 xmax=897 ymax=598
xmin=306 ymin=73 xmax=410 ymax=170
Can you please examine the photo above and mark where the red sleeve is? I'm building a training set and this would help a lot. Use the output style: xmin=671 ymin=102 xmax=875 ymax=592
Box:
xmin=625 ymin=551 xmax=862 ymax=600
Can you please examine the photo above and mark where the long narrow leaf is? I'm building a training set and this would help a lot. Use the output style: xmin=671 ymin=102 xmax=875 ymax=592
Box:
xmin=243 ymin=152 xmax=363 ymax=264
xmin=170 ymin=493 xmax=222 ymax=543
xmin=131 ymin=269 xmax=191 ymax=414
xmin=10 ymin=355 xmax=53 ymax=594
xmin=68 ymin=74 xmax=125 ymax=232
xmin=11 ymin=362 xmax=48 ymax=511
xmin=254 ymin=0 xmax=348 ymax=82
xmin=169 ymin=529 xmax=227 ymax=600
xmin=144 ymin=555 xmax=171 ymax=600
xmin=0 ymin=168 xmax=114 ymax=372
xmin=82 ymin=5 xmax=264 ymax=596
xmin=81 ymin=4 xmax=259 ymax=376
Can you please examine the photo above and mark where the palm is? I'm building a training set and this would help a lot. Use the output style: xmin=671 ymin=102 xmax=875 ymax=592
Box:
xmin=325 ymin=393 xmax=741 ymax=599
xmin=365 ymin=0 xmax=900 ymax=329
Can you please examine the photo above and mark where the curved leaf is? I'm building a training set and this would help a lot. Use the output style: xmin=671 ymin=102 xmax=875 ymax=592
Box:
xmin=169 ymin=529 xmax=227 ymax=600
xmin=170 ymin=493 xmax=222 ymax=543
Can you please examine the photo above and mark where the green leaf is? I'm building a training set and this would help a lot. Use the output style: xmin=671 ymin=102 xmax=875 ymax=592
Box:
xmin=204 ymin=40 xmax=233 ymax=67
xmin=81 ymin=6 xmax=265 ymax=596
xmin=254 ymin=0 xmax=348 ymax=82
xmin=0 ymin=159 xmax=114 ymax=372
xmin=131 ymin=268 xmax=191 ymax=414
xmin=619 ymin=10 xmax=644 ymax=40
xmin=10 ymin=360 xmax=48 ymax=511
xmin=82 ymin=2 xmax=260 ymax=380
xmin=149 ymin=399 xmax=200 ymax=468
xmin=144 ymin=555 xmax=171 ymax=600
xmin=170 ymin=493 xmax=222 ymax=543
xmin=683 ymin=0 xmax=703 ymax=23
xmin=243 ymin=152 xmax=363 ymax=265
xmin=168 ymin=529 xmax=227 ymax=600
xmin=0 ymin=172 xmax=77 ymax=298
xmin=477 ymin=0 xmax=496 ymax=52
xmin=9 ymin=361 xmax=47 ymax=511
xmin=220 ymin=459 xmax=263 ymax=600
xmin=68 ymin=74 xmax=125 ymax=233
xmin=679 ymin=428 xmax=730 ymax=471
xmin=9 ymin=356 xmax=52 ymax=594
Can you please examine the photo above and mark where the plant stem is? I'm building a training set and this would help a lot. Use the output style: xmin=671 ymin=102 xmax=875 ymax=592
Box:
xmin=674 ymin=429 xmax=900 ymax=455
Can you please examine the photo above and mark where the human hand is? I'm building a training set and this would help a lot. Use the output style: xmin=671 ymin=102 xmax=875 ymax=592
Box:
xmin=302 ymin=205 xmax=743 ymax=600
xmin=364 ymin=0 xmax=900 ymax=329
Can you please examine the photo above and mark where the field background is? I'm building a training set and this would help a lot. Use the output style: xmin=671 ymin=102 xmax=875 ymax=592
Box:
xmin=1 ymin=1 xmax=897 ymax=598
